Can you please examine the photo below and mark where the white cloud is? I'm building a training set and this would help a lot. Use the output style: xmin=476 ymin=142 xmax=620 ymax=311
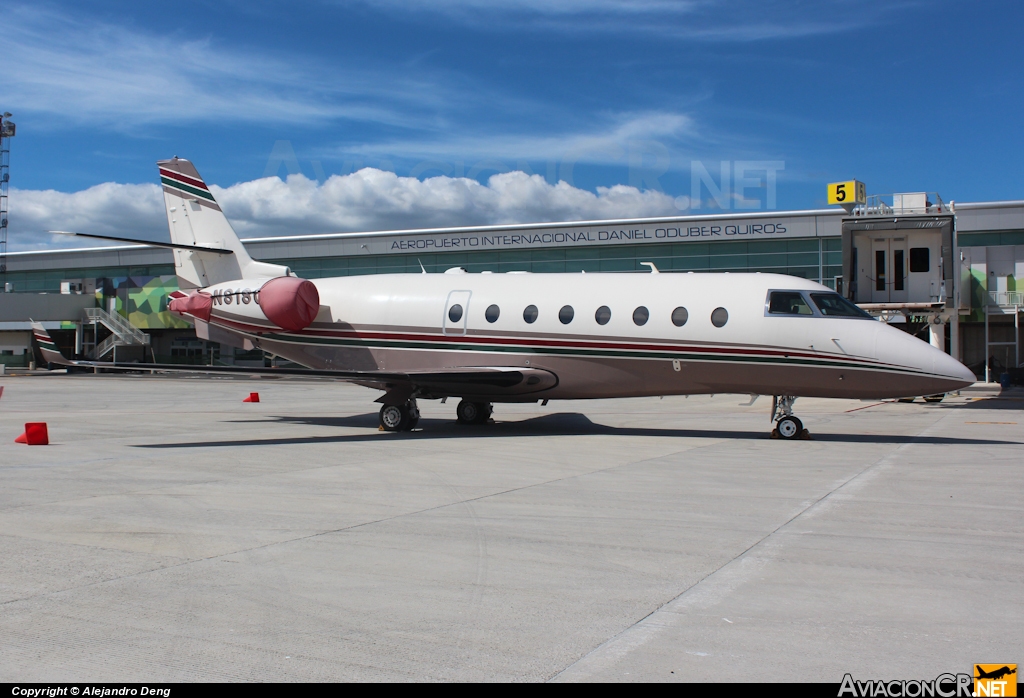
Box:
xmin=337 ymin=0 xmax=872 ymax=39
xmin=8 ymin=169 xmax=679 ymax=251
xmin=3 ymin=5 xmax=452 ymax=129
xmin=11 ymin=182 xmax=166 ymax=247
xmin=343 ymin=111 xmax=696 ymax=166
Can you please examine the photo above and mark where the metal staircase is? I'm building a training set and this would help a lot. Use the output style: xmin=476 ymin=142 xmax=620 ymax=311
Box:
xmin=84 ymin=307 xmax=150 ymax=359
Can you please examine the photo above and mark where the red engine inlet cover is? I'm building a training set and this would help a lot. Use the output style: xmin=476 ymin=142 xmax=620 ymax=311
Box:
xmin=168 ymin=291 xmax=212 ymax=322
xmin=259 ymin=276 xmax=320 ymax=331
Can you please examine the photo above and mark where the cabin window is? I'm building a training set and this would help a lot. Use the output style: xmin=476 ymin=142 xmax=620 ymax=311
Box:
xmin=485 ymin=304 xmax=500 ymax=323
xmin=768 ymin=291 xmax=813 ymax=316
xmin=448 ymin=304 xmax=463 ymax=323
xmin=809 ymin=293 xmax=873 ymax=319
xmin=909 ymin=247 xmax=930 ymax=273
xmin=595 ymin=306 xmax=611 ymax=325
xmin=633 ymin=306 xmax=649 ymax=326
xmin=711 ymin=307 xmax=729 ymax=327
xmin=671 ymin=307 xmax=689 ymax=327
xmin=559 ymin=305 xmax=574 ymax=324
xmin=523 ymin=305 xmax=539 ymax=323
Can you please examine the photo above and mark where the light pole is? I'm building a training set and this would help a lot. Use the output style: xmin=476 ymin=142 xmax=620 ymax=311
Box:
xmin=0 ymin=111 xmax=15 ymax=290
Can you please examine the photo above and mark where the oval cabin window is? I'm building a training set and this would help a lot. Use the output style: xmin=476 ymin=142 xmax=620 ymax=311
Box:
xmin=485 ymin=304 xmax=500 ymax=323
xmin=523 ymin=305 xmax=539 ymax=324
xmin=671 ymin=307 xmax=688 ymax=327
xmin=595 ymin=306 xmax=611 ymax=325
xmin=559 ymin=305 xmax=574 ymax=324
xmin=448 ymin=304 xmax=463 ymax=323
xmin=711 ymin=307 xmax=729 ymax=327
xmin=633 ymin=306 xmax=649 ymax=326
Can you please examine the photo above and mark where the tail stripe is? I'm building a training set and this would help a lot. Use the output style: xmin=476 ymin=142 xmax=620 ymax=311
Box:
xmin=160 ymin=176 xmax=217 ymax=203
xmin=159 ymin=168 xmax=210 ymax=191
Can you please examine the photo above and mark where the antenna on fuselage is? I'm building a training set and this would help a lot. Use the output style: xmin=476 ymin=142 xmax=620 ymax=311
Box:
xmin=640 ymin=262 xmax=660 ymax=273
xmin=418 ymin=259 xmax=427 ymax=274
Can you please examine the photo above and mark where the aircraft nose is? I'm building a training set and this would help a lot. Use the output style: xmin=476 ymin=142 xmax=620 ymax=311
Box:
xmin=934 ymin=348 xmax=977 ymax=387
xmin=876 ymin=323 xmax=976 ymax=394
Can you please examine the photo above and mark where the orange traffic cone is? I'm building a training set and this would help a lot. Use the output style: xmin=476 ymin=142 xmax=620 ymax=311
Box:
xmin=15 ymin=422 xmax=49 ymax=445
xmin=242 ymin=392 xmax=260 ymax=403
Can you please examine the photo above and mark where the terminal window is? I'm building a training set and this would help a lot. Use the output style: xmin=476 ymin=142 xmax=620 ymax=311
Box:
xmin=909 ymin=247 xmax=930 ymax=273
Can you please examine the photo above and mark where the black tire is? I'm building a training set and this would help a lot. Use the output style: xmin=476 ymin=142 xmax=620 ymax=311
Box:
xmin=456 ymin=400 xmax=491 ymax=425
xmin=379 ymin=404 xmax=410 ymax=432
xmin=897 ymin=397 xmax=916 ymax=403
xmin=923 ymin=394 xmax=945 ymax=403
xmin=475 ymin=402 xmax=493 ymax=424
xmin=776 ymin=416 xmax=803 ymax=440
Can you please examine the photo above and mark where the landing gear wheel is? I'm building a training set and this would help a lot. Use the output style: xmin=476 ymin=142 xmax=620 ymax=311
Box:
xmin=775 ymin=415 xmax=804 ymax=440
xmin=379 ymin=402 xmax=418 ymax=432
xmin=923 ymin=394 xmax=945 ymax=403
xmin=898 ymin=397 xmax=916 ymax=403
xmin=456 ymin=400 xmax=492 ymax=425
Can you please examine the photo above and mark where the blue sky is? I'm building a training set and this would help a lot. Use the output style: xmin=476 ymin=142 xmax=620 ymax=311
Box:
xmin=4 ymin=0 xmax=1023 ymax=247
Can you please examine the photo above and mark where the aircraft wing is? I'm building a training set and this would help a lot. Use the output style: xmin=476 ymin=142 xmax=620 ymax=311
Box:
xmin=30 ymin=322 xmax=556 ymax=401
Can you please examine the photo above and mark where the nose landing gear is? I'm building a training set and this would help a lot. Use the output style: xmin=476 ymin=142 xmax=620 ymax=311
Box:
xmin=771 ymin=395 xmax=810 ymax=440
xmin=379 ymin=399 xmax=420 ymax=432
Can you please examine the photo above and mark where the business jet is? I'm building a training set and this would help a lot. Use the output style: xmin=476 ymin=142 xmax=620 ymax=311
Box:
xmin=38 ymin=158 xmax=977 ymax=439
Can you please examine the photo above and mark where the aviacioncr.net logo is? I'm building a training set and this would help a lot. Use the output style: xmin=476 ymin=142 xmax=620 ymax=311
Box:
xmin=838 ymin=673 xmax=973 ymax=698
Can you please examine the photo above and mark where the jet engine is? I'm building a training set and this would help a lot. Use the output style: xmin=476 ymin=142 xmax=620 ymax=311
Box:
xmin=170 ymin=276 xmax=320 ymax=332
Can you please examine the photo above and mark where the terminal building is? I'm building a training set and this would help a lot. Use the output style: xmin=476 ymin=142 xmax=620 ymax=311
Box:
xmin=1 ymin=194 xmax=1021 ymax=381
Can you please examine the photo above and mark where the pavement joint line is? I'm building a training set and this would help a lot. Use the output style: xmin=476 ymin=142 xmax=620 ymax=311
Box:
xmin=0 ymin=439 xmax=701 ymax=609
xmin=549 ymin=406 xmax=955 ymax=682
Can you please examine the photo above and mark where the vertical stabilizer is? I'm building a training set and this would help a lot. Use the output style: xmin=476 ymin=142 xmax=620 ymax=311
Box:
xmin=30 ymin=320 xmax=73 ymax=366
xmin=158 ymin=158 xmax=289 ymax=287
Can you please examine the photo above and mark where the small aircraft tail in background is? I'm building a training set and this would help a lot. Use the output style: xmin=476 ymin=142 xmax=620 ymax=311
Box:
xmin=158 ymin=158 xmax=290 ymax=287
xmin=30 ymin=321 xmax=73 ymax=366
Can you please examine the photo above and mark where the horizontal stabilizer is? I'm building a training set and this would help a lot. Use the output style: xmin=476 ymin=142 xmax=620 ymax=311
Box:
xmin=49 ymin=230 xmax=233 ymax=255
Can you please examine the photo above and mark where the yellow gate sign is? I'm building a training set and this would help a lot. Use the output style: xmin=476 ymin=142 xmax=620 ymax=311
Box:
xmin=828 ymin=180 xmax=866 ymax=206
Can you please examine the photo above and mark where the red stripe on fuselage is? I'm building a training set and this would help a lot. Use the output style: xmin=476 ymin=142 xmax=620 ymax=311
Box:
xmin=158 ymin=168 xmax=209 ymax=190
xmin=203 ymin=312 xmax=888 ymax=369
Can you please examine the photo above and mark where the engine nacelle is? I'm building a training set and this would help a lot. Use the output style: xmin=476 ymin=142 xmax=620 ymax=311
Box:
xmin=170 ymin=276 xmax=320 ymax=332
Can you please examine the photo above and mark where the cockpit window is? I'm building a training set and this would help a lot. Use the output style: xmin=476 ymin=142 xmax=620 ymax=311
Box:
xmin=809 ymin=293 xmax=874 ymax=319
xmin=768 ymin=291 xmax=813 ymax=316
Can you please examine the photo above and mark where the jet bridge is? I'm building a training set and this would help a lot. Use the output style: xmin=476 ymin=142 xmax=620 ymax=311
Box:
xmin=841 ymin=193 xmax=959 ymax=359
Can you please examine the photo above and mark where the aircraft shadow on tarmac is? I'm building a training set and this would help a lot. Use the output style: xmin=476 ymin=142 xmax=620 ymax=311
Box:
xmin=134 ymin=412 xmax=1023 ymax=449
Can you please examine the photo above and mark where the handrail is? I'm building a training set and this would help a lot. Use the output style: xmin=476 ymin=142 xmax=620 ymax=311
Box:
xmin=84 ymin=307 xmax=148 ymax=344
xmin=851 ymin=192 xmax=951 ymax=217
xmin=987 ymin=291 xmax=1023 ymax=307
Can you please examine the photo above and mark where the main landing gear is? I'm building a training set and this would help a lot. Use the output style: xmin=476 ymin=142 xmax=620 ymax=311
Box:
xmin=379 ymin=399 xmax=420 ymax=432
xmin=771 ymin=395 xmax=810 ymax=440
xmin=456 ymin=399 xmax=492 ymax=425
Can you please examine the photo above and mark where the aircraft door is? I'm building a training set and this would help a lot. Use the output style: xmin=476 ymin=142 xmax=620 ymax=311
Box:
xmin=443 ymin=290 xmax=472 ymax=335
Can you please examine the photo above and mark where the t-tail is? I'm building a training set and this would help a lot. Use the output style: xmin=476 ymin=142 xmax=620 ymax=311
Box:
xmin=158 ymin=158 xmax=290 ymax=288
xmin=30 ymin=321 xmax=73 ymax=366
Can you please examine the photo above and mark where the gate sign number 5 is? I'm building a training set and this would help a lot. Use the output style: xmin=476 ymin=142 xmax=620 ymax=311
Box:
xmin=828 ymin=180 xmax=866 ymax=206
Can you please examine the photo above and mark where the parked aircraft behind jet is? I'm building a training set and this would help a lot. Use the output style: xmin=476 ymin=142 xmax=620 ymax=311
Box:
xmin=41 ymin=158 xmax=976 ymax=439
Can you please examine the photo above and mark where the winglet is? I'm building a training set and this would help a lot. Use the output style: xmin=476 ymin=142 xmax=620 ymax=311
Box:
xmin=30 ymin=320 xmax=75 ymax=366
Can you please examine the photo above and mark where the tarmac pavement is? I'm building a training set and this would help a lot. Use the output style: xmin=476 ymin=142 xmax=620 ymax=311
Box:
xmin=0 ymin=374 xmax=1021 ymax=682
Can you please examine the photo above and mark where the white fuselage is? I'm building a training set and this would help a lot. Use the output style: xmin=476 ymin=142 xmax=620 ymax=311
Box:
xmin=204 ymin=271 xmax=976 ymax=401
